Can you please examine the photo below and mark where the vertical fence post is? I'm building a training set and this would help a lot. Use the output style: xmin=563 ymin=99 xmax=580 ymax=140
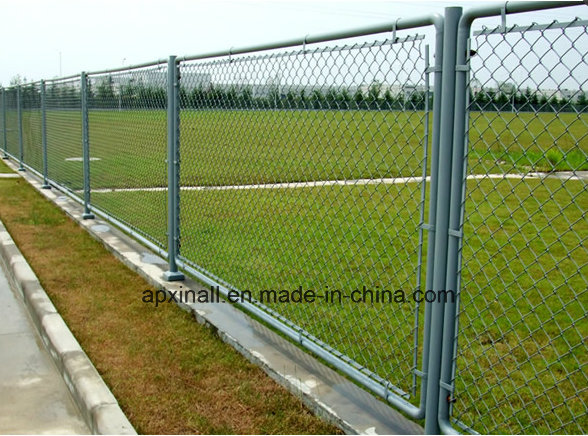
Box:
xmin=418 ymin=16 xmax=446 ymax=420
xmin=81 ymin=72 xmax=94 ymax=219
xmin=164 ymin=55 xmax=184 ymax=281
xmin=40 ymin=80 xmax=50 ymax=189
xmin=424 ymin=6 xmax=462 ymax=435
xmin=17 ymin=85 xmax=25 ymax=171
xmin=436 ymin=10 xmax=472 ymax=434
xmin=1 ymin=88 xmax=7 ymax=159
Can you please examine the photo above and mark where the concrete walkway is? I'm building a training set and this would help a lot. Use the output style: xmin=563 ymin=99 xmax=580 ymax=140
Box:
xmin=0 ymin=259 xmax=90 ymax=434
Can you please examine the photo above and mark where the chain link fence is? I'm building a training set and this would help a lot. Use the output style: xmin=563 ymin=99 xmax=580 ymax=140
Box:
xmin=1 ymin=2 xmax=586 ymax=434
xmin=44 ymin=77 xmax=84 ymax=195
xmin=3 ymin=87 xmax=18 ymax=159
xmin=176 ymin=30 xmax=434 ymax=405
xmin=448 ymin=12 xmax=588 ymax=435
xmin=87 ymin=63 xmax=169 ymax=249
xmin=20 ymin=82 xmax=43 ymax=173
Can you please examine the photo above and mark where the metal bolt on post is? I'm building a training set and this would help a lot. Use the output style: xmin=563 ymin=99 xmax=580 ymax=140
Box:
xmin=81 ymin=72 xmax=94 ymax=219
xmin=40 ymin=80 xmax=50 ymax=189
xmin=17 ymin=86 xmax=25 ymax=171
xmin=163 ymin=55 xmax=184 ymax=282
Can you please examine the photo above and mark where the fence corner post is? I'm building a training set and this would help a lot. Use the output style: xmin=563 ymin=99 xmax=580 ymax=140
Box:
xmin=81 ymin=72 xmax=94 ymax=219
xmin=163 ymin=55 xmax=184 ymax=282
xmin=40 ymin=80 xmax=50 ymax=189
xmin=17 ymin=85 xmax=25 ymax=171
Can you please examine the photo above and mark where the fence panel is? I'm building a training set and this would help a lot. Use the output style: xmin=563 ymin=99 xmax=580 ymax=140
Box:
xmin=87 ymin=63 xmax=169 ymax=249
xmin=45 ymin=77 xmax=84 ymax=196
xmin=176 ymin=23 xmax=441 ymax=409
xmin=21 ymin=82 xmax=43 ymax=173
xmin=449 ymin=11 xmax=588 ymax=435
xmin=4 ymin=87 xmax=18 ymax=159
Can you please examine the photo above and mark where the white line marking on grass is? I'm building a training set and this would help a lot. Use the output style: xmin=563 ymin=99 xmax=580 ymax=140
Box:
xmin=84 ymin=171 xmax=588 ymax=194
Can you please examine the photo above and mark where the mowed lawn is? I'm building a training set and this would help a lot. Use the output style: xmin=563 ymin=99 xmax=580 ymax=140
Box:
xmin=92 ymin=176 xmax=588 ymax=434
xmin=5 ymin=109 xmax=588 ymax=192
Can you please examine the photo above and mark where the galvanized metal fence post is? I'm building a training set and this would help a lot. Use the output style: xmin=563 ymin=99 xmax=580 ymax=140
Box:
xmin=435 ymin=2 xmax=585 ymax=433
xmin=424 ymin=6 xmax=462 ymax=435
xmin=418 ymin=13 xmax=446 ymax=422
xmin=1 ymin=88 xmax=7 ymax=159
xmin=40 ymin=80 xmax=50 ymax=189
xmin=81 ymin=72 xmax=94 ymax=219
xmin=17 ymin=85 xmax=25 ymax=171
xmin=164 ymin=55 xmax=184 ymax=281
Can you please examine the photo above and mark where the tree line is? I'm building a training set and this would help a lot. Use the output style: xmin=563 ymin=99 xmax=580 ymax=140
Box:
xmin=9 ymin=79 xmax=588 ymax=113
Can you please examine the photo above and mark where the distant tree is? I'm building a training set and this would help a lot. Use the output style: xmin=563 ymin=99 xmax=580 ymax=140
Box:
xmin=410 ymin=90 xmax=426 ymax=110
xmin=267 ymin=87 xmax=280 ymax=109
xmin=495 ymin=90 xmax=509 ymax=106
xmin=10 ymin=75 xmax=24 ymax=86
xmin=294 ymin=89 xmax=304 ymax=109
xmin=367 ymin=81 xmax=382 ymax=108
xmin=190 ymin=86 xmax=205 ymax=108
xmin=96 ymin=76 xmax=115 ymax=107
xmin=325 ymin=88 xmax=339 ymax=110
xmin=240 ymin=86 xmax=253 ymax=109
xmin=353 ymin=90 xmax=364 ymax=109
xmin=284 ymin=90 xmax=297 ymax=109
xmin=310 ymin=89 xmax=324 ymax=110
xmin=338 ymin=88 xmax=351 ymax=110
xmin=383 ymin=89 xmax=395 ymax=109
xmin=548 ymin=95 xmax=559 ymax=106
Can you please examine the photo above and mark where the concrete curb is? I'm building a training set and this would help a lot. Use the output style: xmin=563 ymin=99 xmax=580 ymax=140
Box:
xmin=0 ymin=220 xmax=136 ymax=435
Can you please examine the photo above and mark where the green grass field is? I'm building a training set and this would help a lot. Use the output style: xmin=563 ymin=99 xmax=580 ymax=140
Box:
xmin=5 ymin=109 xmax=587 ymax=191
xmin=3 ymin=108 xmax=587 ymax=433
xmin=91 ymin=177 xmax=588 ymax=434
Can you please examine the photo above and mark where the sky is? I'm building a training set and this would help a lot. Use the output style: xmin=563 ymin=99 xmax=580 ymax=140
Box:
xmin=0 ymin=0 xmax=586 ymax=87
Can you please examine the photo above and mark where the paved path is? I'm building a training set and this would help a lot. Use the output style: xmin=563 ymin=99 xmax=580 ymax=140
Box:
xmin=0 ymin=260 xmax=90 ymax=434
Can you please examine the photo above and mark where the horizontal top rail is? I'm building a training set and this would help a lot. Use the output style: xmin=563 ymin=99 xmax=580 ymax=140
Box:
xmin=178 ymin=13 xmax=443 ymax=62
xmin=44 ymin=74 xmax=80 ymax=83
xmin=193 ymin=33 xmax=426 ymax=67
xmin=1 ymin=75 xmax=79 ymax=90
xmin=460 ymin=0 xmax=584 ymax=29
xmin=87 ymin=58 xmax=168 ymax=76
xmin=474 ymin=17 xmax=588 ymax=35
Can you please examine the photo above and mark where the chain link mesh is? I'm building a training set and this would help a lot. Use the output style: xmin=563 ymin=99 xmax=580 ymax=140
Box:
xmin=177 ymin=33 xmax=432 ymax=399
xmin=45 ymin=77 xmax=83 ymax=195
xmin=3 ymin=7 xmax=585 ymax=433
xmin=21 ymin=82 xmax=43 ymax=173
xmin=87 ymin=64 xmax=168 ymax=248
xmin=452 ymin=18 xmax=588 ymax=434
xmin=1 ymin=90 xmax=7 ymax=157
xmin=4 ymin=87 xmax=18 ymax=159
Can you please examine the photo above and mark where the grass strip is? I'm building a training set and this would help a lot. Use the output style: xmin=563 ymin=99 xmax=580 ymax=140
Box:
xmin=0 ymin=158 xmax=12 ymax=173
xmin=0 ymin=175 xmax=340 ymax=435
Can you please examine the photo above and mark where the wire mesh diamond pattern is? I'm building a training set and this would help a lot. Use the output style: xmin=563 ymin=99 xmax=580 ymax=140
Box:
xmin=177 ymin=33 xmax=432 ymax=399
xmin=87 ymin=64 xmax=169 ymax=249
xmin=452 ymin=18 xmax=588 ymax=435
